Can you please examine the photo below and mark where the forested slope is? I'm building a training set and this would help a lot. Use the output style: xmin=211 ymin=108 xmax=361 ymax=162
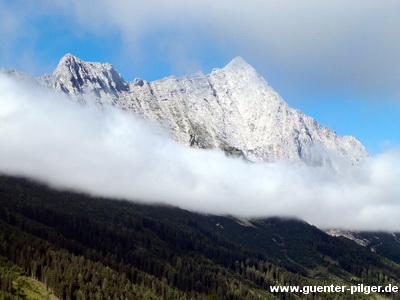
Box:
xmin=0 ymin=176 xmax=399 ymax=299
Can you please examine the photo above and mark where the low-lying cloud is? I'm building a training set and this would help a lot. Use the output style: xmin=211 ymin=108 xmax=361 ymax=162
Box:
xmin=1 ymin=74 xmax=399 ymax=231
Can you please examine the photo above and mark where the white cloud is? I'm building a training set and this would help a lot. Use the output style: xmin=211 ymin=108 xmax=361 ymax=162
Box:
xmin=1 ymin=74 xmax=400 ymax=231
xmin=42 ymin=0 xmax=400 ymax=99
xmin=1 ymin=0 xmax=399 ymax=99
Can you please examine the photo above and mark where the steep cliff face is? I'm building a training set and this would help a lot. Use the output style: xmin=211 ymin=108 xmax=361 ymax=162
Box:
xmin=3 ymin=54 xmax=368 ymax=165
xmin=45 ymin=53 xmax=128 ymax=104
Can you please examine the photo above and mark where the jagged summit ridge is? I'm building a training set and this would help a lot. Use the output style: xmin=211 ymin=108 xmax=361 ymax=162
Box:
xmin=2 ymin=55 xmax=368 ymax=165
xmin=50 ymin=54 xmax=128 ymax=103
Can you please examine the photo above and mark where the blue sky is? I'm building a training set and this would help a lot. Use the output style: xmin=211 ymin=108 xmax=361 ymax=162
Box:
xmin=1 ymin=0 xmax=399 ymax=155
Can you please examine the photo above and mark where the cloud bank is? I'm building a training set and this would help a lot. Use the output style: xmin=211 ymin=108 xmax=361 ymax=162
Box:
xmin=1 ymin=74 xmax=400 ymax=231
xmin=1 ymin=0 xmax=399 ymax=100
xmin=49 ymin=0 xmax=400 ymax=98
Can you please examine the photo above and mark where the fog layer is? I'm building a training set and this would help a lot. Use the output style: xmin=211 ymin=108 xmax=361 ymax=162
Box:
xmin=1 ymin=74 xmax=399 ymax=230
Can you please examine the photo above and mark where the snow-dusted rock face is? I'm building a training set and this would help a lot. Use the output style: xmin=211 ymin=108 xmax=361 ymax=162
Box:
xmin=46 ymin=54 xmax=128 ymax=104
xmin=325 ymin=229 xmax=370 ymax=247
xmin=3 ymin=54 xmax=368 ymax=165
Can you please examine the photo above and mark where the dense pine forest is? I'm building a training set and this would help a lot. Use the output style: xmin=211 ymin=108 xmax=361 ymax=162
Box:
xmin=0 ymin=175 xmax=399 ymax=299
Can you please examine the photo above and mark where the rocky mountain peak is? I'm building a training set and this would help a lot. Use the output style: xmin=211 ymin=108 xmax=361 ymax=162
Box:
xmin=52 ymin=54 xmax=127 ymax=102
xmin=211 ymin=56 xmax=276 ymax=101
xmin=52 ymin=55 xmax=369 ymax=165
xmin=2 ymin=54 xmax=368 ymax=166
xmin=56 ymin=53 xmax=81 ymax=67
xmin=223 ymin=56 xmax=254 ymax=71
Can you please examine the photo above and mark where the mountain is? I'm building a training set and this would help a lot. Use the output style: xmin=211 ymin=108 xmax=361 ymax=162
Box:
xmin=1 ymin=175 xmax=399 ymax=299
xmin=326 ymin=229 xmax=400 ymax=264
xmin=0 ymin=56 xmax=398 ymax=299
xmin=43 ymin=53 xmax=128 ymax=103
xmin=29 ymin=54 xmax=366 ymax=165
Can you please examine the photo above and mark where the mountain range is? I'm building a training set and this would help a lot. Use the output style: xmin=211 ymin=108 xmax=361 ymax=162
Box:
xmin=1 ymin=55 xmax=399 ymax=299
xmin=1 ymin=54 xmax=367 ymax=166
